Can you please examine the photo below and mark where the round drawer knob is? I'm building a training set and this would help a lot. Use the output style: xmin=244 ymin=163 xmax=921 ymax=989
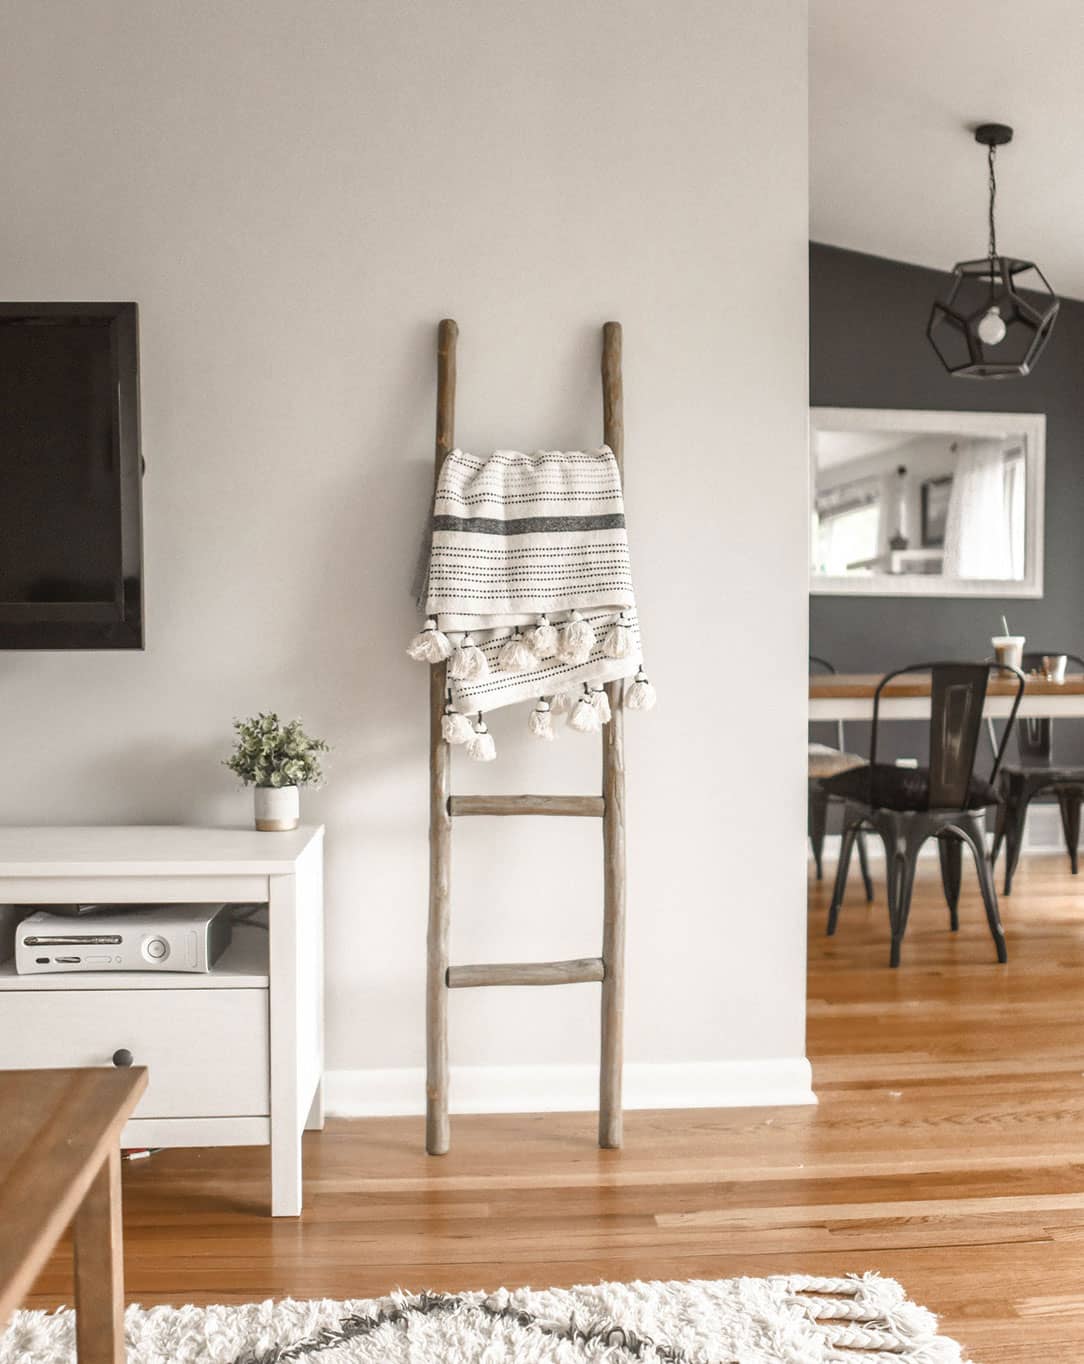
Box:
xmin=112 ymin=1048 xmax=134 ymax=1068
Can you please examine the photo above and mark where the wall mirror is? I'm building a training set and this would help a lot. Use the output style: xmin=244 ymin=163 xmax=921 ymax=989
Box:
xmin=810 ymin=408 xmax=1045 ymax=597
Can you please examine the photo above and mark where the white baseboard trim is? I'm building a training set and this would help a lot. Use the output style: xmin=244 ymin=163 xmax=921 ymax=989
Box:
xmin=326 ymin=1057 xmax=816 ymax=1118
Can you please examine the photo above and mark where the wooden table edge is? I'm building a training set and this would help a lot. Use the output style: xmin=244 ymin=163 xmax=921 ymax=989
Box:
xmin=810 ymin=672 xmax=1084 ymax=700
xmin=0 ymin=1067 xmax=148 ymax=1329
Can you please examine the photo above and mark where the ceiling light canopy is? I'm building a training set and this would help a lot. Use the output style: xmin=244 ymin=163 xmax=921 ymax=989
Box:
xmin=927 ymin=124 xmax=1059 ymax=379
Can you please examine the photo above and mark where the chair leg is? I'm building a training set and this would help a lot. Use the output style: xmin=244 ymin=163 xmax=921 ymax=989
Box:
xmin=990 ymin=788 xmax=1007 ymax=869
xmin=827 ymin=813 xmax=858 ymax=937
xmin=1001 ymin=792 xmax=1029 ymax=896
xmin=856 ymin=831 xmax=874 ymax=902
xmin=887 ymin=851 xmax=904 ymax=968
xmin=958 ymin=812 xmax=1008 ymax=964
xmin=871 ymin=820 xmax=898 ymax=947
xmin=888 ymin=839 xmax=921 ymax=969
xmin=1057 ymin=789 xmax=1082 ymax=876
xmin=872 ymin=814 xmax=922 ymax=969
xmin=938 ymin=834 xmax=963 ymax=931
xmin=808 ymin=784 xmax=828 ymax=881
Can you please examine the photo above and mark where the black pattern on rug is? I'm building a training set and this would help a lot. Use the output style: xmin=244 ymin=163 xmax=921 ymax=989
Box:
xmin=236 ymin=1291 xmax=736 ymax=1364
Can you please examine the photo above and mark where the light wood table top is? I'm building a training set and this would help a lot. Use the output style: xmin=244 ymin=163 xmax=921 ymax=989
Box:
xmin=810 ymin=671 xmax=1084 ymax=699
xmin=810 ymin=672 xmax=1084 ymax=722
xmin=0 ymin=1067 xmax=147 ymax=1359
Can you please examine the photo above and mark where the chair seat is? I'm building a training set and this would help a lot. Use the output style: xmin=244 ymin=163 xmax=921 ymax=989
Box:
xmin=820 ymin=761 xmax=1000 ymax=813
xmin=1001 ymin=763 xmax=1084 ymax=786
xmin=808 ymin=742 xmax=866 ymax=780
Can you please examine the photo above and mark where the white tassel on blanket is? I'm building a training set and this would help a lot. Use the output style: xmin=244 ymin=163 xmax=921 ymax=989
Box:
xmin=466 ymin=718 xmax=496 ymax=762
xmin=557 ymin=611 xmax=596 ymax=665
xmin=497 ymin=630 xmax=538 ymax=672
xmin=590 ymin=685 xmax=612 ymax=724
xmin=626 ymin=668 xmax=656 ymax=711
xmin=602 ymin=615 xmax=633 ymax=659
xmin=407 ymin=619 xmax=452 ymax=663
xmin=528 ymin=699 xmax=555 ymax=740
xmin=442 ymin=708 xmax=474 ymax=745
xmin=569 ymin=692 xmax=601 ymax=733
xmin=449 ymin=634 xmax=488 ymax=681
xmin=409 ymin=448 xmax=654 ymax=755
xmin=525 ymin=615 xmax=559 ymax=659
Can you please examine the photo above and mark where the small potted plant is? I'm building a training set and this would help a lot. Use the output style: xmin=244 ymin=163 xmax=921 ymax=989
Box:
xmin=225 ymin=712 xmax=329 ymax=831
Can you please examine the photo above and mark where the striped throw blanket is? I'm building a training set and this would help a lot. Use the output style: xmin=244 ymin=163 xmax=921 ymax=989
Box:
xmin=409 ymin=447 xmax=654 ymax=759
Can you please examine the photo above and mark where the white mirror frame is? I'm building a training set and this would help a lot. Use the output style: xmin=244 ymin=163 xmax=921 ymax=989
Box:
xmin=810 ymin=407 xmax=1045 ymax=599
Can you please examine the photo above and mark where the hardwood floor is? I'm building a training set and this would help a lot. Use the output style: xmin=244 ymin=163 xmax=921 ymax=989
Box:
xmin=24 ymin=851 xmax=1084 ymax=1360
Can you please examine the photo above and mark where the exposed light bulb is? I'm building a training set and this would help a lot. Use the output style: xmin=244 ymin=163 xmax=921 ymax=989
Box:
xmin=977 ymin=306 xmax=1007 ymax=346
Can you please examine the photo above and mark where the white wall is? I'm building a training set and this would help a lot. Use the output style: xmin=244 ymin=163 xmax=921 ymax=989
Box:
xmin=0 ymin=1 xmax=812 ymax=1112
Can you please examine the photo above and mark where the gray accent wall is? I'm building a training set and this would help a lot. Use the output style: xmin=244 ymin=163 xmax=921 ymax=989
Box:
xmin=810 ymin=243 xmax=1084 ymax=766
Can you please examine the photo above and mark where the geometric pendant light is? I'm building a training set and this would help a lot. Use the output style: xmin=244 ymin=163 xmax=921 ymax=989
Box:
xmin=927 ymin=123 xmax=1059 ymax=378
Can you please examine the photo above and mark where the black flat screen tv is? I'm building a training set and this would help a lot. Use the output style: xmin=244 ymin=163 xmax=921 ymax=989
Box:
xmin=0 ymin=302 xmax=143 ymax=648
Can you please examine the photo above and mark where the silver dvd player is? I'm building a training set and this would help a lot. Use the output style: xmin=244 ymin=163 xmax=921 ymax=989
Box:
xmin=15 ymin=904 xmax=232 ymax=974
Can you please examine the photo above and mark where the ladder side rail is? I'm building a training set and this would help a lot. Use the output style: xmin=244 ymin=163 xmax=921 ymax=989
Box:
xmin=426 ymin=318 xmax=457 ymax=1156
xmin=599 ymin=320 xmax=627 ymax=1149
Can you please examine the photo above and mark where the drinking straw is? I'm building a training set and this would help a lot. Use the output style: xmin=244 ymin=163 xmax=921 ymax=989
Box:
xmin=1002 ymin=615 xmax=1010 ymax=637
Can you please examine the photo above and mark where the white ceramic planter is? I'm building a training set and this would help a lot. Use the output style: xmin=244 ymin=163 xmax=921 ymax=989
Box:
xmin=254 ymin=784 xmax=300 ymax=832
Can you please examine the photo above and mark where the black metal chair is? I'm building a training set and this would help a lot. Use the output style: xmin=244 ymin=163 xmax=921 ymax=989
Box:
xmin=819 ymin=661 xmax=1025 ymax=968
xmin=808 ymin=655 xmax=873 ymax=900
xmin=991 ymin=651 xmax=1084 ymax=893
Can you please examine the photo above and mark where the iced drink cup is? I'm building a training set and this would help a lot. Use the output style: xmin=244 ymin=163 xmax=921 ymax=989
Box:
xmin=991 ymin=636 xmax=1025 ymax=671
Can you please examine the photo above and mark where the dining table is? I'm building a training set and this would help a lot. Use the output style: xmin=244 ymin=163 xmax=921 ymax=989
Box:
xmin=810 ymin=671 xmax=1084 ymax=722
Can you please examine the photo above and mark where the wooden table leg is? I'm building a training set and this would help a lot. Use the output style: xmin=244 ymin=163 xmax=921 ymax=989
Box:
xmin=73 ymin=1146 xmax=125 ymax=1363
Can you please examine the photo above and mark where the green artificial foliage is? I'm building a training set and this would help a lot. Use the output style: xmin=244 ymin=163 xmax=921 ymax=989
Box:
xmin=225 ymin=712 xmax=329 ymax=789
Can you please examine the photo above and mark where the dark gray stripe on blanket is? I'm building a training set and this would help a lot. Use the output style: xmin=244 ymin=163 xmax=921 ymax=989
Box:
xmin=432 ymin=513 xmax=626 ymax=535
xmin=237 ymin=1291 xmax=720 ymax=1364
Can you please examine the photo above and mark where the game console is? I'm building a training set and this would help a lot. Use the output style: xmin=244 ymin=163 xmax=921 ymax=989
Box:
xmin=14 ymin=904 xmax=232 ymax=975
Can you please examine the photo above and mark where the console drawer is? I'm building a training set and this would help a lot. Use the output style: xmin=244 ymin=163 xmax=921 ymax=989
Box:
xmin=0 ymin=987 xmax=269 ymax=1118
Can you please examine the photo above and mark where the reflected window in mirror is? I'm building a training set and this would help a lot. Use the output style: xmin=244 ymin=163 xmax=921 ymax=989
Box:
xmin=810 ymin=409 xmax=1044 ymax=598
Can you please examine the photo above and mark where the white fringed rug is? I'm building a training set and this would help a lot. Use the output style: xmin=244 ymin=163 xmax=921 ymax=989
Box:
xmin=0 ymin=1275 xmax=970 ymax=1363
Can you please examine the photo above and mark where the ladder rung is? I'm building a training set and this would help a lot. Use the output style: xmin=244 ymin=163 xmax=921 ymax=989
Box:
xmin=447 ymin=957 xmax=605 ymax=988
xmin=449 ymin=794 xmax=604 ymax=817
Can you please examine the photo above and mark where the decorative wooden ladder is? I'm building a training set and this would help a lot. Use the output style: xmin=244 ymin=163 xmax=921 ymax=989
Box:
xmin=426 ymin=318 xmax=627 ymax=1155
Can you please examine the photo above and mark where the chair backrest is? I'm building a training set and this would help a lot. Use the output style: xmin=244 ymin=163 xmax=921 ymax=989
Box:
xmin=809 ymin=655 xmax=846 ymax=752
xmin=1009 ymin=651 xmax=1084 ymax=767
xmin=929 ymin=664 xmax=992 ymax=807
xmin=871 ymin=661 xmax=1026 ymax=808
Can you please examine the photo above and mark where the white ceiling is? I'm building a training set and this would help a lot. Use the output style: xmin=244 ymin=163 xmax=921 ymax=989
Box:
xmin=810 ymin=0 xmax=1084 ymax=299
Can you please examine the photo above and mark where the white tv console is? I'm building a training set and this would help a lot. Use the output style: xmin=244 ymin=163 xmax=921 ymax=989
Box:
xmin=0 ymin=825 xmax=324 ymax=1217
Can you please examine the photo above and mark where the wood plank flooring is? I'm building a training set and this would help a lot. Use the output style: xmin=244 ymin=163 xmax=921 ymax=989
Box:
xmin=23 ymin=851 xmax=1084 ymax=1360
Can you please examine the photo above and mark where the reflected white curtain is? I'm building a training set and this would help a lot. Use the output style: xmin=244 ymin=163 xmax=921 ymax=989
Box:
xmin=942 ymin=440 xmax=1017 ymax=580
xmin=1006 ymin=453 xmax=1026 ymax=579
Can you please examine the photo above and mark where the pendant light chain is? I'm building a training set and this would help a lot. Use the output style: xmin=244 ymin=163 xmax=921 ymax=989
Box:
xmin=987 ymin=143 xmax=998 ymax=261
